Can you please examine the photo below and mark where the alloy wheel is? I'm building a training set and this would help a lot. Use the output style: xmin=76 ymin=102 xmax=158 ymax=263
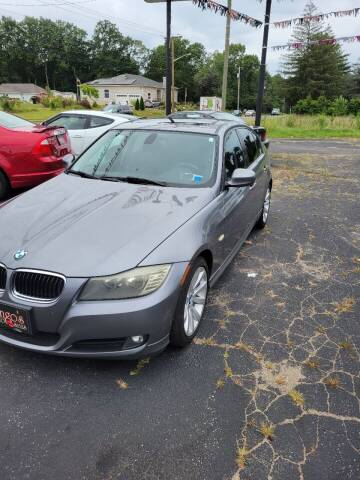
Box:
xmin=263 ymin=188 xmax=271 ymax=224
xmin=184 ymin=266 xmax=208 ymax=337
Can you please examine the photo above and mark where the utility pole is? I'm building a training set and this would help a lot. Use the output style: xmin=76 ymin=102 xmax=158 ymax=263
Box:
xmin=255 ymin=0 xmax=272 ymax=126
xmin=221 ymin=0 xmax=231 ymax=111
xmin=237 ymin=66 xmax=241 ymax=111
xmin=165 ymin=0 xmax=172 ymax=115
xmin=171 ymin=37 xmax=175 ymax=111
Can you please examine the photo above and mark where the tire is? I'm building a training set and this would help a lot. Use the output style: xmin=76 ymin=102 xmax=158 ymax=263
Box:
xmin=0 ymin=170 xmax=10 ymax=200
xmin=170 ymin=257 xmax=209 ymax=347
xmin=256 ymin=186 xmax=271 ymax=229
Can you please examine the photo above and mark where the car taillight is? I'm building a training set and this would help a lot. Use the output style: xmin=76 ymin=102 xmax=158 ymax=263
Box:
xmin=32 ymin=136 xmax=58 ymax=156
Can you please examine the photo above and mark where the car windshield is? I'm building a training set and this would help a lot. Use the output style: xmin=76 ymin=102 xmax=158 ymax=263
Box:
xmin=0 ymin=111 xmax=34 ymax=129
xmin=70 ymin=129 xmax=218 ymax=188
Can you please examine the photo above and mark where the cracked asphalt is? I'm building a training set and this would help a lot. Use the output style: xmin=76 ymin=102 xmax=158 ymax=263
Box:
xmin=0 ymin=139 xmax=359 ymax=480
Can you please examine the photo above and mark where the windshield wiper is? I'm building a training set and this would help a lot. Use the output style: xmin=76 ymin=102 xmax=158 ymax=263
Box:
xmin=121 ymin=176 xmax=168 ymax=187
xmin=67 ymin=170 xmax=98 ymax=179
xmin=98 ymin=175 xmax=125 ymax=183
xmin=99 ymin=175 xmax=168 ymax=187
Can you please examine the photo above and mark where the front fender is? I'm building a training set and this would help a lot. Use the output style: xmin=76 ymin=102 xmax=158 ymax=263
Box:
xmin=139 ymin=195 xmax=224 ymax=271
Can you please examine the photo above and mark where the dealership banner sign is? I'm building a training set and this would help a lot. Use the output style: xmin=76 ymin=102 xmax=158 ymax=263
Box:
xmin=272 ymin=35 xmax=360 ymax=51
xmin=192 ymin=0 xmax=263 ymax=27
xmin=273 ymin=7 xmax=360 ymax=29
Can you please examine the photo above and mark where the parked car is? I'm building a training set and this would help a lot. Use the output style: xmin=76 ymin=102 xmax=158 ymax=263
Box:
xmin=271 ymin=108 xmax=281 ymax=116
xmin=0 ymin=118 xmax=272 ymax=359
xmin=244 ymin=110 xmax=256 ymax=117
xmin=232 ymin=110 xmax=242 ymax=117
xmin=42 ymin=110 xmax=135 ymax=156
xmin=169 ymin=111 xmax=245 ymax=124
xmin=144 ymin=100 xmax=161 ymax=108
xmin=0 ymin=111 xmax=71 ymax=199
xmin=103 ymin=104 xmax=133 ymax=115
xmin=169 ymin=111 xmax=267 ymax=142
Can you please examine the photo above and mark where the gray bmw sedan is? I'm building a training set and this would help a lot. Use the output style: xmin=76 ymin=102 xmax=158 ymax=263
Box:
xmin=0 ymin=119 xmax=272 ymax=358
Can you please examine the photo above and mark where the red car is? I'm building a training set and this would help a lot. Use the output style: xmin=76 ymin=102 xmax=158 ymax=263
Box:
xmin=0 ymin=111 xmax=72 ymax=199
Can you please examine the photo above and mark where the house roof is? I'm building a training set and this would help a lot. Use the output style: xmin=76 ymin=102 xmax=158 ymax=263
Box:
xmin=88 ymin=74 xmax=167 ymax=89
xmin=0 ymin=83 xmax=47 ymax=95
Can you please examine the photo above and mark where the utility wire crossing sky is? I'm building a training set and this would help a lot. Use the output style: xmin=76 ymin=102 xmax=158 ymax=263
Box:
xmin=0 ymin=0 xmax=359 ymax=73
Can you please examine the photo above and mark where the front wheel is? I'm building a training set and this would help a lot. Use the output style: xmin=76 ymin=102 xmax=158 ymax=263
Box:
xmin=256 ymin=186 xmax=271 ymax=229
xmin=170 ymin=258 xmax=209 ymax=347
xmin=0 ymin=171 xmax=10 ymax=200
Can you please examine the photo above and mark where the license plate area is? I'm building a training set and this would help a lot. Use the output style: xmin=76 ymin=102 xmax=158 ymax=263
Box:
xmin=0 ymin=303 xmax=31 ymax=335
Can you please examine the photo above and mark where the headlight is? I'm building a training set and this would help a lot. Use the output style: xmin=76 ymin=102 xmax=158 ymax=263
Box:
xmin=79 ymin=265 xmax=171 ymax=301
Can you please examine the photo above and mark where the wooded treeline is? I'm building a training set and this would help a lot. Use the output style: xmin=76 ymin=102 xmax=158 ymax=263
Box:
xmin=0 ymin=1 xmax=359 ymax=112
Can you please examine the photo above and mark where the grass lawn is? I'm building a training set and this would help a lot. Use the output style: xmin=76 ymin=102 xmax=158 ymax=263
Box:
xmin=4 ymin=104 xmax=360 ymax=139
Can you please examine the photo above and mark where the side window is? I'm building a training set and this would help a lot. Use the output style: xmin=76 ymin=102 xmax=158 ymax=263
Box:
xmin=89 ymin=116 xmax=114 ymax=128
xmin=237 ymin=129 xmax=262 ymax=167
xmin=104 ymin=89 xmax=109 ymax=99
xmin=46 ymin=115 xmax=88 ymax=130
xmin=223 ymin=129 xmax=246 ymax=180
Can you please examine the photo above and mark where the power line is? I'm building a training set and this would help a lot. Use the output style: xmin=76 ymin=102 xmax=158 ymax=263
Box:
xmin=0 ymin=0 xmax=95 ymax=6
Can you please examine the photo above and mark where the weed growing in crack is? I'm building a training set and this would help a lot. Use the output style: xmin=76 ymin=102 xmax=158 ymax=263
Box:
xmin=288 ymin=389 xmax=305 ymax=407
xmin=236 ymin=446 xmax=249 ymax=470
xmin=324 ymin=377 xmax=341 ymax=389
xmin=304 ymin=359 xmax=320 ymax=369
xmin=333 ymin=297 xmax=356 ymax=314
xmin=216 ymin=378 xmax=226 ymax=389
xmin=259 ymin=423 xmax=275 ymax=441
xmin=339 ymin=340 xmax=354 ymax=351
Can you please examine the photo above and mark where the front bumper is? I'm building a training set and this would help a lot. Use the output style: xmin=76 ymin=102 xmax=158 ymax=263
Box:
xmin=0 ymin=262 xmax=188 ymax=359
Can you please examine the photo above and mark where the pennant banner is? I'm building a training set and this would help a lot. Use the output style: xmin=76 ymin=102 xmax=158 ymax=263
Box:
xmin=273 ymin=7 xmax=360 ymax=28
xmin=192 ymin=0 xmax=263 ymax=28
xmin=272 ymin=35 xmax=360 ymax=51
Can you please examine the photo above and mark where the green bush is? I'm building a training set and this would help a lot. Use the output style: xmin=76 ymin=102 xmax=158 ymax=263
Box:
xmin=286 ymin=115 xmax=295 ymax=128
xmin=328 ymin=96 xmax=348 ymax=116
xmin=135 ymin=98 xmax=140 ymax=110
xmin=348 ymin=98 xmax=360 ymax=116
xmin=317 ymin=115 xmax=327 ymax=129
xmin=0 ymin=97 xmax=16 ymax=111
xmin=356 ymin=114 xmax=360 ymax=130
xmin=79 ymin=98 xmax=92 ymax=109
xmin=139 ymin=97 xmax=145 ymax=111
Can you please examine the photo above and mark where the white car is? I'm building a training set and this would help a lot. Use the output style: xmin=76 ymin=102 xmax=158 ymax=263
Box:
xmin=43 ymin=110 xmax=135 ymax=156
xmin=244 ymin=110 xmax=256 ymax=117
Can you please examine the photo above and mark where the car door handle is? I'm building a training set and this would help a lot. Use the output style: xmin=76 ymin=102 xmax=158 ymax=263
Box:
xmin=73 ymin=134 xmax=83 ymax=138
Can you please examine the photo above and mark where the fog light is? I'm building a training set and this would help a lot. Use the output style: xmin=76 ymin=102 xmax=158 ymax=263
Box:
xmin=131 ymin=335 xmax=144 ymax=344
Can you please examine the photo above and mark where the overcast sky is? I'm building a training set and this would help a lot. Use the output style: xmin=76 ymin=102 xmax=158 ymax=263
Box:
xmin=0 ymin=0 xmax=358 ymax=73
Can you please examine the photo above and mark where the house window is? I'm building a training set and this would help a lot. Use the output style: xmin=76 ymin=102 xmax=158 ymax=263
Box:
xmin=148 ymin=93 xmax=151 ymax=99
xmin=104 ymin=89 xmax=109 ymax=99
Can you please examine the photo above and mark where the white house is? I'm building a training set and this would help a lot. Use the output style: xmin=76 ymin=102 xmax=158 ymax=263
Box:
xmin=88 ymin=73 xmax=178 ymax=105
xmin=0 ymin=83 xmax=47 ymax=102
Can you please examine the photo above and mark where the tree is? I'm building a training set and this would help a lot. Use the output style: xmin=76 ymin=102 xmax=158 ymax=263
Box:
xmin=80 ymin=84 xmax=99 ymax=99
xmin=135 ymin=98 xmax=140 ymax=110
xmin=145 ymin=37 xmax=206 ymax=102
xmin=139 ymin=97 xmax=145 ymax=110
xmin=283 ymin=1 xmax=349 ymax=105
xmin=90 ymin=20 xmax=143 ymax=78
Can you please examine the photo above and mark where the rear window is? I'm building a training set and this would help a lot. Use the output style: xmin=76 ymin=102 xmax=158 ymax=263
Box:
xmin=0 ymin=111 xmax=34 ymax=129
xmin=89 ymin=116 xmax=114 ymax=128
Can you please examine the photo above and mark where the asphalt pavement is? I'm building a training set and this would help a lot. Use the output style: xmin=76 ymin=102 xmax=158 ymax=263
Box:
xmin=0 ymin=139 xmax=359 ymax=479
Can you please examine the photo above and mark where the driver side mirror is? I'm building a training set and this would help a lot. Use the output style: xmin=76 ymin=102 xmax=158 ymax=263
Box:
xmin=62 ymin=153 xmax=75 ymax=169
xmin=225 ymin=168 xmax=256 ymax=188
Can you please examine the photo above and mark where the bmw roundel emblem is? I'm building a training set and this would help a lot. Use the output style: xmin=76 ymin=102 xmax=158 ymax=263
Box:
xmin=14 ymin=250 xmax=27 ymax=261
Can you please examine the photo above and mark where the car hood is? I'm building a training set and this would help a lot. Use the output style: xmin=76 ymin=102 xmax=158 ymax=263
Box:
xmin=0 ymin=174 xmax=214 ymax=277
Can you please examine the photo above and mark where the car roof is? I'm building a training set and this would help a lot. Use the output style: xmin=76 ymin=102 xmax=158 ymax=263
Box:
xmin=58 ymin=110 xmax=129 ymax=119
xmin=110 ymin=118 xmax=249 ymax=135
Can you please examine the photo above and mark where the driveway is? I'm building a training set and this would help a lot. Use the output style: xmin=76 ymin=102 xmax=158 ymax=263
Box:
xmin=0 ymin=139 xmax=359 ymax=480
